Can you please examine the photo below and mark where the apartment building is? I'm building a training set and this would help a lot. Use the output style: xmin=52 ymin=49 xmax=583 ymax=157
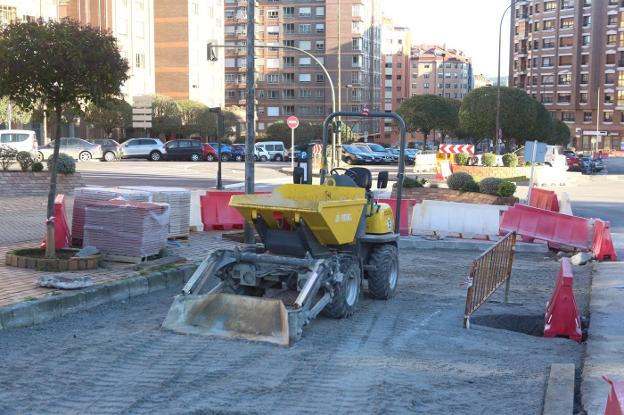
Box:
xmin=510 ymin=0 xmax=624 ymax=152
xmin=381 ymin=17 xmax=410 ymax=144
xmin=474 ymin=73 xmax=493 ymax=89
xmin=223 ymin=0 xmax=381 ymax=140
xmin=60 ymin=0 xmax=156 ymax=104
xmin=0 ymin=0 xmax=59 ymax=24
xmin=409 ymin=45 xmax=473 ymax=101
xmin=154 ymin=0 xmax=224 ymax=107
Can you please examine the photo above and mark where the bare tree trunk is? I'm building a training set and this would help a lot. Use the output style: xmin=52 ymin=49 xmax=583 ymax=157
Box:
xmin=44 ymin=104 xmax=63 ymax=258
xmin=422 ymin=133 xmax=428 ymax=150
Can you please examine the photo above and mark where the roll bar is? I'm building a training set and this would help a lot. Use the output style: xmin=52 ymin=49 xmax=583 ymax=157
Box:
xmin=321 ymin=111 xmax=407 ymax=235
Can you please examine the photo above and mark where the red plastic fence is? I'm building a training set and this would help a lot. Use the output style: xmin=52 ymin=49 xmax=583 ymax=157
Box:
xmin=41 ymin=194 xmax=71 ymax=249
xmin=500 ymin=204 xmax=591 ymax=250
xmin=604 ymin=377 xmax=624 ymax=415
xmin=593 ymin=219 xmax=619 ymax=262
xmin=544 ymin=257 xmax=582 ymax=342
xmin=375 ymin=198 xmax=417 ymax=236
xmin=201 ymin=191 xmax=269 ymax=231
xmin=529 ymin=188 xmax=560 ymax=212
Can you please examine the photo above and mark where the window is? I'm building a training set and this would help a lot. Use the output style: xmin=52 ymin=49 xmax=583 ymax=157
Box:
xmin=268 ymin=90 xmax=280 ymax=99
xmin=299 ymin=24 xmax=311 ymax=33
xmin=558 ymin=74 xmax=572 ymax=85
xmin=225 ymin=74 xmax=236 ymax=83
xmin=580 ymin=73 xmax=589 ymax=84
xmin=283 ymin=57 xmax=294 ymax=67
xmin=352 ymin=4 xmax=362 ymax=17
xmin=607 ymin=54 xmax=616 ymax=65
xmin=267 ymin=107 xmax=279 ymax=117
xmin=582 ymin=35 xmax=591 ymax=46
xmin=542 ymin=57 xmax=553 ymax=67
xmin=581 ymin=54 xmax=589 ymax=65
xmin=543 ymin=38 xmax=555 ymax=48
xmin=283 ymin=73 xmax=294 ymax=83
xmin=315 ymin=7 xmax=325 ymax=16
xmin=299 ymin=57 xmax=311 ymax=66
xmin=557 ymin=93 xmax=571 ymax=103
xmin=283 ymin=23 xmax=295 ymax=33
xmin=283 ymin=7 xmax=294 ymax=17
xmin=266 ymin=58 xmax=279 ymax=69
xmin=267 ymin=10 xmax=278 ymax=19
xmin=560 ymin=18 xmax=574 ymax=28
xmin=560 ymin=0 xmax=574 ymax=9
xmin=267 ymin=74 xmax=280 ymax=83
xmin=544 ymin=20 xmax=556 ymax=30
xmin=135 ymin=53 xmax=145 ymax=69
xmin=299 ymin=7 xmax=311 ymax=17
xmin=299 ymin=41 xmax=311 ymax=50
xmin=559 ymin=55 xmax=572 ymax=66
xmin=315 ymin=40 xmax=324 ymax=50
xmin=283 ymin=40 xmax=295 ymax=47
xmin=284 ymin=89 xmax=295 ymax=99
xmin=352 ymin=21 xmax=362 ymax=32
xmin=605 ymin=92 xmax=615 ymax=104
xmin=352 ymin=38 xmax=362 ymax=51
xmin=606 ymin=73 xmax=616 ymax=84
xmin=583 ymin=0 xmax=592 ymax=6
xmin=608 ymin=34 xmax=617 ymax=45
xmin=562 ymin=112 xmax=575 ymax=122
xmin=608 ymin=14 xmax=617 ymax=25
xmin=542 ymin=75 xmax=554 ymax=84
xmin=352 ymin=55 xmax=361 ymax=67
xmin=584 ymin=112 xmax=593 ymax=122
xmin=559 ymin=36 xmax=573 ymax=47
xmin=283 ymin=106 xmax=295 ymax=115
xmin=299 ymin=74 xmax=311 ymax=82
xmin=423 ymin=83 xmax=429 ymax=89
xmin=300 ymin=90 xmax=312 ymax=98
xmin=267 ymin=26 xmax=279 ymax=35
xmin=544 ymin=1 xmax=557 ymax=11
xmin=316 ymin=74 xmax=325 ymax=83
xmin=580 ymin=92 xmax=589 ymax=103
xmin=316 ymin=23 xmax=325 ymax=33
xmin=618 ymin=90 xmax=624 ymax=106
xmin=583 ymin=15 xmax=591 ymax=26
xmin=604 ymin=111 xmax=614 ymax=122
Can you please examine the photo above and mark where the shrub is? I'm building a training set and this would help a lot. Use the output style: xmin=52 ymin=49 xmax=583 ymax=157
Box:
xmin=502 ymin=153 xmax=518 ymax=167
xmin=479 ymin=177 xmax=503 ymax=195
xmin=454 ymin=153 xmax=470 ymax=166
xmin=0 ymin=145 xmax=18 ymax=171
xmin=403 ymin=175 xmax=427 ymax=188
xmin=461 ymin=180 xmax=481 ymax=193
xmin=447 ymin=172 xmax=476 ymax=191
xmin=482 ymin=152 xmax=497 ymax=167
xmin=16 ymin=151 xmax=34 ymax=172
xmin=497 ymin=180 xmax=516 ymax=197
xmin=524 ymin=161 xmax=532 ymax=166
xmin=428 ymin=183 xmax=439 ymax=189
xmin=47 ymin=153 xmax=76 ymax=175
xmin=32 ymin=162 xmax=44 ymax=172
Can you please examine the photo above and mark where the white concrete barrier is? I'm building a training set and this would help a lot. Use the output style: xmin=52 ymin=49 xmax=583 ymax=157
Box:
xmin=189 ymin=190 xmax=204 ymax=232
xmin=534 ymin=166 xmax=567 ymax=186
xmin=559 ymin=192 xmax=573 ymax=215
xmin=411 ymin=200 xmax=509 ymax=238
xmin=413 ymin=153 xmax=437 ymax=172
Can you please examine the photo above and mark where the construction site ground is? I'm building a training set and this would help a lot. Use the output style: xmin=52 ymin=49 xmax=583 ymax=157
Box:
xmin=0 ymin=248 xmax=591 ymax=415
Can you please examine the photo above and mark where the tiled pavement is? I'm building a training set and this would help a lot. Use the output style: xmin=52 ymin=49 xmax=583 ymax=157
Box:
xmin=0 ymin=196 xmax=232 ymax=308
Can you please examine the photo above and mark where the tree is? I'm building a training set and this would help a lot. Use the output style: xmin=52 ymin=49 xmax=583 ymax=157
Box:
xmin=265 ymin=121 xmax=324 ymax=146
xmin=0 ymin=20 xmax=128 ymax=257
xmin=548 ymin=119 xmax=571 ymax=146
xmin=151 ymin=96 xmax=181 ymax=138
xmin=0 ymin=96 xmax=32 ymax=127
xmin=84 ymin=99 xmax=132 ymax=137
xmin=397 ymin=95 xmax=458 ymax=148
xmin=177 ymin=100 xmax=208 ymax=137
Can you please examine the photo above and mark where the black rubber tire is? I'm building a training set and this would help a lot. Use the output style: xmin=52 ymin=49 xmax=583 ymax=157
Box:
xmin=323 ymin=258 xmax=361 ymax=319
xmin=260 ymin=155 xmax=268 ymax=162
xmin=274 ymin=154 xmax=283 ymax=162
xmin=235 ymin=155 xmax=243 ymax=161
xmin=103 ymin=151 xmax=116 ymax=162
xmin=345 ymin=157 xmax=353 ymax=165
xmin=79 ymin=151 xmax=92 ymax=161
xmin=190 ymin=153 xmax=201 ymax=162
xmin=149 ymin=151 xmax=161 ymax=161
xmin=367 ymin=244 xmax=399 ymax=300
xmin=221 ymin=154 xmax=230 ymax=162
xmin=206 ymin=154 xmax=215 ymax=161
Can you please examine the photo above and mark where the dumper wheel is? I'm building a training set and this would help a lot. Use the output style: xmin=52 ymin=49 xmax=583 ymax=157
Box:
xmin=367 ymin=244 xmax=398 ymax=299
xmin=323 ymin=259 xmax=361 ymax=319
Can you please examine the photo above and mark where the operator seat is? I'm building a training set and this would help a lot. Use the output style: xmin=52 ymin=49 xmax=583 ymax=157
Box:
xmin=346 ymin=167 xmax=373 ymax=190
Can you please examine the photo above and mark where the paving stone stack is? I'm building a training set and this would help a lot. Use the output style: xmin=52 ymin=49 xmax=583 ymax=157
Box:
xmin=120 ymin=186 xmax=191 ymax=238
xmin=72 ymin=187 xmax=154 ymax=244
xmin=83 ymin=200 xmax=170 ymax=259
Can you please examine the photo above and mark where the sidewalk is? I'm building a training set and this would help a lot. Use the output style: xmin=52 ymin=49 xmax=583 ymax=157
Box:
xmin=581 ymin=261 xmax=624 ymax=414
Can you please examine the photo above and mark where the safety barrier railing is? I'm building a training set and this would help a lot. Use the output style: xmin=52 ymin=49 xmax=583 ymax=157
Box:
xmin=463 ymin=231 xmax=517 ymax=328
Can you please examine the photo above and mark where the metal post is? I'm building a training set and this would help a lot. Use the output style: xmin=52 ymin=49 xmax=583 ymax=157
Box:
xmin=441 ymin=52 xmax=446 ymax=98
xmin=244 ymin=0 xmax=255 ymax=244
xmin=496 ymin=1 xmax=515 ymax=155
xmin=526 ymin=140 xmax=537 ymax=204
xmin=336 ymin=0 xmax=342 ymax=168
xmin=291 ymin=127 xmax=295 ymax=172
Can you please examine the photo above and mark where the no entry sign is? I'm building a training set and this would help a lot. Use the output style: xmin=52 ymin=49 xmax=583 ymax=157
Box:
xmin=287 ymin=116 xmax=299 ymax=129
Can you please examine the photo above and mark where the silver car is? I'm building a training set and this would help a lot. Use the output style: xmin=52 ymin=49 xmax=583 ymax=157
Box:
xmin=37 ymin=137 xmax=103 ymax=161
xmin=121 ymin=138 xmax=166 ymax=161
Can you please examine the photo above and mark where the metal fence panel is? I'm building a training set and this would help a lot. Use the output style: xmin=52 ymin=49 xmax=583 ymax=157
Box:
xmin=464 ymin=232 xmax=516 ymax=328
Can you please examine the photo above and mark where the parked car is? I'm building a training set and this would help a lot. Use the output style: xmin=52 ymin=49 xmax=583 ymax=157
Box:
xmin=254 ymin=144 xmax=270 ymax=162
xmin=208 ymin=142 xmax=232 ymax=161
xmin=581 ymin=156 xmax=604 ymax=174
xmin=255 ymin=141 xmax=286 ymax=161
xmin=341 ymin=145 xmax=374 ymax=165
xmin=163 ymin=139 xmax=204 ymax=161
xmin=388 ymin=147 xmax=416 ymax=165
xmin=231 ymin=144 xmax=246 ymax=161
xmin=285 ymin=145 xmax=309 ymax=162
xmin=38 ymin=137 xmax=103 ymax=161
xmin=89 ymin=138 xmax=121 ymax=162
xmin=0 ymin=129 xmax=38 ymax=156
xmin=202 ymin=143 xmax=218 ymax=161
xmin=120 ymin=138 xmax=166 ymax=161
xmin=565 ymin=152 xmax=583 ymax=171
xmin=351 ymin=142 xmax=393 ymax=164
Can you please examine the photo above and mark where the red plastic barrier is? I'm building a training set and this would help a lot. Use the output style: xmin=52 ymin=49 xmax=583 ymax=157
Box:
xmin=376 ymin=198 xmax=418 ymax=236
xmin=41 ymin=194 xmax=71 ymax=249
xmin=593 ymin=219 xmax=619 ymax=262
xmin=544 ymin=257 xmax=582 ymax=342
xmin=201 ymin=191 xmax=269 ymax=231
xmin=500 ymin=204 xmax=591 ymax=250
xmin=529 ymin=188 xmax=560 ymax=212
xmin=604 ymin=377 xmax=624 ymax=415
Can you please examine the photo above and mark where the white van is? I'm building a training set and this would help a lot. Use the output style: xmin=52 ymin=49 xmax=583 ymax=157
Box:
xmin=255 ymin=141 xmax=286 ymax=161
xmin=0 ymin=130 xmax=38 ymax=155
xmin=254 ymin=144 xmax=271 ymax=162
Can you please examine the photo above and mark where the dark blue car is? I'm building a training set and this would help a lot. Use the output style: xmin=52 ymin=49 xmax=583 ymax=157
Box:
xmin=208 ymin=142 xmax=232 ymax=161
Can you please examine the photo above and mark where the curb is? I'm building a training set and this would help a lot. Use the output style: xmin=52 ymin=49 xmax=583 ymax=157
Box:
xmin=399 ymin=236 xmax=550 ymax=253
xmin=0 ymin=263 xmax=198 ymax=331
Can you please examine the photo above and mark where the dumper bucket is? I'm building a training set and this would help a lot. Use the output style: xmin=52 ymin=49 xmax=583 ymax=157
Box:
xmin=162 ymin=293 xmax=291 ymax=346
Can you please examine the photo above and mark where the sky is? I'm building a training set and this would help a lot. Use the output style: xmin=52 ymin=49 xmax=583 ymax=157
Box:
xmin=381 ymin=0 xmax=512 ymax=78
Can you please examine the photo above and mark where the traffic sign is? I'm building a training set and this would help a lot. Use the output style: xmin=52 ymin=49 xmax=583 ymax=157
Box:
xmin=584 ymin=130 xmax=608 ymax=136
xmin=525 ymin=141 xmax=547 ymax=163
xmin=287 ymin=116 xmax=299 ymax=129
xmin=362 ymin=105 xmax=370 ymax=116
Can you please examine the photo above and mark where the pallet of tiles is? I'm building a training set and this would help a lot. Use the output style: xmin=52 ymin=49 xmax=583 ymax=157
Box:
xmin=72 ymin=187 xmax=153 ymax=245
xmin=120 ymin=186 xmax=191 ymax=239
xmin=83 ymin=200 xmax=170 ymax=261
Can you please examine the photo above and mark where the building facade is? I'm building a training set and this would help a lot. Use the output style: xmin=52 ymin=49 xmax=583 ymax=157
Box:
xmin=381 ymin=17 xmax=410 ymax=144
xmin=408 ymin=45 xmax=473 ymax=101
xmin=223 ymin=0 xmax=381 ymax=140
xmin=60 ymin=0 xmax=156 ymax=104
xmin=510 ymin=0 xmax=623 ymax=152
xmin=0 ymin=0 xmax=59 ymax=24
xmin=473 ymin=73 xmax=493 ymax=89
xmin=154 ymin=0 xmax=224 ymax=107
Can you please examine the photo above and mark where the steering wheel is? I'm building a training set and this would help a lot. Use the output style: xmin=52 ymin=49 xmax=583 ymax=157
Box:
xmin=330 ymin=168 xmax=357 ymax=181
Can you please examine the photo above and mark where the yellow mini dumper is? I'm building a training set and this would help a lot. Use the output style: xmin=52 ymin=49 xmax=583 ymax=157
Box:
xmin=162 ymin=111 xmax=408 ymax=345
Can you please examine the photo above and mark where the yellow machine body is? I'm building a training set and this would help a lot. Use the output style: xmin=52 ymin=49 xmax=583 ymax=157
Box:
xmin=365 ymin=202 xmax=395 ymax=235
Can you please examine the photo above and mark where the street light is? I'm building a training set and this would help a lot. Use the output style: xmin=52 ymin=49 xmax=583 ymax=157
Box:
xmin=496 ymin=0 xmax=516 ymax=155
xmin=441 ymin=52 xmax=446 ymax=98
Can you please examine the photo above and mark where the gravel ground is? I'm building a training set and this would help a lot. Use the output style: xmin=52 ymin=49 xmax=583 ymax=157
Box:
xmin=0 ymin=249 xmax=591 ymax=415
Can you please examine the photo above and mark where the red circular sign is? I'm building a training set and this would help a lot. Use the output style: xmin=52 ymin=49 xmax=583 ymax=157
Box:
xmin=287 ymin=116 xmax=299 ymax=129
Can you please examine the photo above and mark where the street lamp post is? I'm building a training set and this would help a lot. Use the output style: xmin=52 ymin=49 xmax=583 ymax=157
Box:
xmin=496 ymin=0 xmax=516 ymax=155
xmin=209 ymin=107 xmax=224 ymax=190
xmin=441 ymin=52 xmax=446 ymax=98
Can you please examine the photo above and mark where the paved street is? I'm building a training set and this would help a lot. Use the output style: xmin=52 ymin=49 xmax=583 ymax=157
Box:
xmin=0 ymin=250 xmax=589 ymax=415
